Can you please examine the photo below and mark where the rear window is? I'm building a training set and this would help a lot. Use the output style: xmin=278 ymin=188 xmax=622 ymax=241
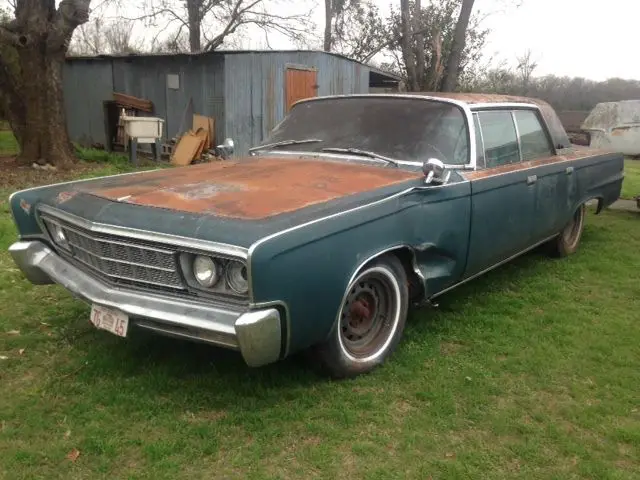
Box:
xmin=514 ymin=110 xmax=554 ymax=161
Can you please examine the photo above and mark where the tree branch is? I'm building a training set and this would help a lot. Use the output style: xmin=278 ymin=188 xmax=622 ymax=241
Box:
xmin=49 ymin=0 xmax=92 ymax=52
xmin=202 ymin=0 xmax=262 ymax=51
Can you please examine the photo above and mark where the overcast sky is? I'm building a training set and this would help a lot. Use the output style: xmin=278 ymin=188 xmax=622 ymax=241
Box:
xmin=474 ymin=0 xmax=639 ymax=81
xmin=17 ymin=0 xmax=637 ymax=81
xmin=246 ymin=0 xmax=640 ymax=81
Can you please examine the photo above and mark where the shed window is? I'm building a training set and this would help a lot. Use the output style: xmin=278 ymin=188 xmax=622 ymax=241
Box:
xmin=513 ymin=110 xmax=554 ymax=161
xmin=167 ymin=74 xmax=180 ymax=90
xmin=477 ymin=110 xmax=520 ymax=167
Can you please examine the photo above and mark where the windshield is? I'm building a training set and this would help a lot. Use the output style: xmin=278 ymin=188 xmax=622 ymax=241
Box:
xmin=260 ymin=97 xmax=470 ymax=165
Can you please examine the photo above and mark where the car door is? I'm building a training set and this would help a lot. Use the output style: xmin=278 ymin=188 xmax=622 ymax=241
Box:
xmin=511 ymin=109 xmax=574 ymax=240
xmin=463 ymin=109 xmax=537 ymax=277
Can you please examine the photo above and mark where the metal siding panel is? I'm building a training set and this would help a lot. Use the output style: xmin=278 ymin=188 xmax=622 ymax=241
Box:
xmin=63 ymin=59 xmax=114 ymax=146
xmin=225 ymin=52 xmax=369 ymax=155
xmin=108 ymin=55 xmax=225 ymax=145
xmin=111 ymin=58 xmax=168 ymax=137
xmin=224 ymin=54 xmax=254 ymax=156
xmin=250 ymin=54 xmax=262 ymax=148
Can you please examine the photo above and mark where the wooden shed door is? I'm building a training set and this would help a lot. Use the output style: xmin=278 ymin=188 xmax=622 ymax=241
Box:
xmin=285 ymin=67 xmax=318 ymax=112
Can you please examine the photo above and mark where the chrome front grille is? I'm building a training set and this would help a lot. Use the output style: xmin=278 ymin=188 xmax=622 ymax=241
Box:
xmin=42 ymin=217 xmax=184 ymax=291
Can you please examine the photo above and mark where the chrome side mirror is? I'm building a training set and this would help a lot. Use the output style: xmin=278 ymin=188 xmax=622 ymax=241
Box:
xmin=217 ymin=137 xmax=234 ymax=154
xmin=422 ymin=158 xmax=450 ymax=185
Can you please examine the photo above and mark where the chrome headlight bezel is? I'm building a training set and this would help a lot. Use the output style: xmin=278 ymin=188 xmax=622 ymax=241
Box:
xmin=179 ymin=251 xmax=249 ymax=300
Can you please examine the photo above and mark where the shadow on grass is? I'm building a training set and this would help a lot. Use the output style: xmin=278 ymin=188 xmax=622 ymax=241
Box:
xmin=41 ymin=209 xmax=622 ymax=412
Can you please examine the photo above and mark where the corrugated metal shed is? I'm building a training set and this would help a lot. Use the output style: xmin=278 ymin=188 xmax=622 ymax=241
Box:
xmin=63 ymin=50 xmax=400 ymax=156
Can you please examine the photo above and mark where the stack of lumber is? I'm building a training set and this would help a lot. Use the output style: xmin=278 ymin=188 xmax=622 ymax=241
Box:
xmin=113 ymin=93 xmax=154 ymax=113
xmin=171 ymin=114 xmax=216 ymax=166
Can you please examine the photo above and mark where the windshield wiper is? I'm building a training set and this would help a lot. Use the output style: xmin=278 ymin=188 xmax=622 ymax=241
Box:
xmin=321 ymin=147 xmax=399 ymax=167
xmin=249 ymin=138 xmax=323 ymax=154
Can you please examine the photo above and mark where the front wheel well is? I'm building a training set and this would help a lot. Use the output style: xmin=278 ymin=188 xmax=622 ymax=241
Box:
xmin=372 ymin=247 xmax=424 ymax=303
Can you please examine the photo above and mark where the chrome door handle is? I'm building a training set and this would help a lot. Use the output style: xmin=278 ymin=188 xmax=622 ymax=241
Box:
xmin=527 ymin=175 xmax=537 ymax=185
xmin=566 ymin=166 xmax=574 ymax=175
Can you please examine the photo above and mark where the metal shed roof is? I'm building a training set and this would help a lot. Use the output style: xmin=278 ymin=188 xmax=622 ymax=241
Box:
xmin=65 ymin=49 xmax=402 ymax=84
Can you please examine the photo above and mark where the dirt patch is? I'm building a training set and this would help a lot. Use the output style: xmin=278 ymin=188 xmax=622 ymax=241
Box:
xmin=0 ymin=156 xmax=103 ymax=193
xmin=439 ymin=341 xmax=467 ymax=356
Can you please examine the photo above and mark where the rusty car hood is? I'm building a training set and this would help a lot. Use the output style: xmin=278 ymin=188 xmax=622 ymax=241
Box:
xmin=77 ymin=156 xmax=421 ymax=220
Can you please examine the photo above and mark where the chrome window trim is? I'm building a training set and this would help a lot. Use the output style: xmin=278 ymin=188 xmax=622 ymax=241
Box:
xmin=280 ymin=93 xmax=477 ymax=171
xmin=430 ymin=233 xmax=560 ymax=299
xmin=37 ymin=204 xmax=249 ymax=260
xmin=473 ymin=112 xmax=487 ymax=169
xmin=469 ymin=102 xmax=542 ymax=111
xmin=511 ymin=110 xmax=524 ymax=163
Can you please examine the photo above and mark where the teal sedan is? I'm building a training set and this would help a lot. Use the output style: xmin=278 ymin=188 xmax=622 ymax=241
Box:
xmin=8 ymin=93 xmax=625 ymax=378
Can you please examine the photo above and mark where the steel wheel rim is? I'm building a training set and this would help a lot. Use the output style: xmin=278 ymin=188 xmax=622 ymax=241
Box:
xmin=338 ymin=266 xmax=402 ymax=363
xmin=562 ymin=206 xmax=584 ymax=248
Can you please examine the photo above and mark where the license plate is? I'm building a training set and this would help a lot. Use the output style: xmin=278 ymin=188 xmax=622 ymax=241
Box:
xmin=90 ymin=305 xmax=129 ymax=338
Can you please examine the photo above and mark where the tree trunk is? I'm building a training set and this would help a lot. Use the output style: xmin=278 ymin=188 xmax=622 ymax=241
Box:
xmin=414 ymin=0 xmax=425 ymax=90
xmin=441 ymin=0 xmax=475 ymax=92
xmin=0 ymin=0 xmax=91 ymax=168
xmin=323 ymin=0 xmax=333 ymax=51
xmin=187 ymin=0 xmax=202 ymax=52
xmin=15 ymin=48 xmax=75 ymax=168
xmin=400 ymin=0 xmax=418 ymax=91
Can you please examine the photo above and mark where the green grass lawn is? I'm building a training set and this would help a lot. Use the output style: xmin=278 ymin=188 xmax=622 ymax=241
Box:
xmin=0 ymin=167 xmax=639 ymax=478
xmin=622 ymin=159 xmax=640 ymax=200
xmin=0 ymin=130 xmax=18 ymax=155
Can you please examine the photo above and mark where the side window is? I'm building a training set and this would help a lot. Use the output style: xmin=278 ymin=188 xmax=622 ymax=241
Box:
xmin=477 ymin=111 xmax=520 ymax=167
xmin=514 ymin=110 xmax=554 ymax=161
xmin=473 ymin=113 xmax=485 ymax=168
xmin=434 ymin=110 xmax=469 ymax=165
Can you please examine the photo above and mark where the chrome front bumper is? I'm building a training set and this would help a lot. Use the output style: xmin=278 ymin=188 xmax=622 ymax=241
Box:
xmin=9 ymin=241 xmax=282 ymax=368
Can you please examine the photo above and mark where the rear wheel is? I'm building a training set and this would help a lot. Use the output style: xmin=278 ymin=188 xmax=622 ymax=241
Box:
xmin=549 ymin=203 xmax=586 ymax=257
xmin=311 ymin=255 xmax=409 ymax=379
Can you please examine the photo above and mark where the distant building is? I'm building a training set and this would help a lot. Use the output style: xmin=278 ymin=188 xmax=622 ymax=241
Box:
xmin=63 ymin=50 xmax=401 ymax=156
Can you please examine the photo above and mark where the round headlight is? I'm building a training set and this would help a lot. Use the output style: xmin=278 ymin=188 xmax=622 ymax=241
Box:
xmin=193 ymin=255 xmax=219 ymax=287
xmin=226 ymin=260 xmax=249 ymax=294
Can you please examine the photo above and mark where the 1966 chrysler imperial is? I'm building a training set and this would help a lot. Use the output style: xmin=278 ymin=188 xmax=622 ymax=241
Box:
xmin=8 ymin=93 xmax=624 ymax=378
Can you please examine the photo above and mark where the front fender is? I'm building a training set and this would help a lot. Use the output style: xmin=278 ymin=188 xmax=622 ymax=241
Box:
xmin=248 ymin=181 xmax=472 ymax=357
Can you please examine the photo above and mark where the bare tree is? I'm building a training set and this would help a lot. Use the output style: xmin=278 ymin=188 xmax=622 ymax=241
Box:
xmin=71 ymin=16 xmax=104 ymax=55
xmin=320 ymin=1 xmax=387 ymax=62
xmin=137 ymin=0 xmax=314 ymax=53
xmin=70 ymin=17 xmax=141 ymax=55
xmin=400 ymin=0 xmax=418 ymax=91
xmin=323 ymin=0 xmax=332 ymax=51
xmin=516 ymin=48 xmax=538 ymax=93
xmin=393 ymin=0 xmax=487 ymax=92
xmin=323 ymin=0 xmax=361 ymax=52
xmin=442 ymin=0 xmax=475 ymax=92
xmin=0 ymin=0 xmax=92 ymax=167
